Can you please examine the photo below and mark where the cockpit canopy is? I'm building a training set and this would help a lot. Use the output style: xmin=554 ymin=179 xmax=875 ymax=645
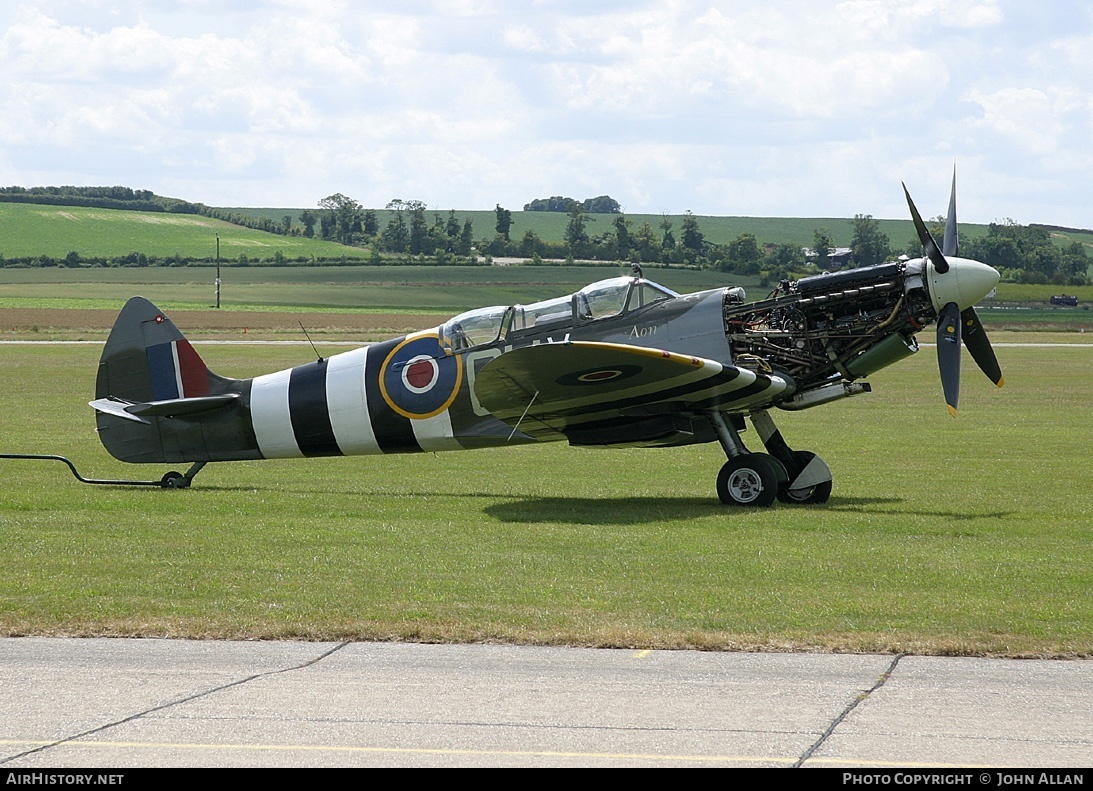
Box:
xmin=439 ymin=276 xmax=679 ymax=354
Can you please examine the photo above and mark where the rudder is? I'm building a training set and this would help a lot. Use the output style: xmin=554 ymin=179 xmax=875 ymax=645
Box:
xmin=96 ymin=296 xmax=213 ymax=403
xmin=93 ymin=298 xmax=260 ymax=464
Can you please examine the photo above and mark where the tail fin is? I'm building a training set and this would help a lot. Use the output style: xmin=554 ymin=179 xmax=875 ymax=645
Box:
xmin=96 ymin=297 xmax=215 ymax=403
xmin=93 ymin=298 xmax=259 ymax=464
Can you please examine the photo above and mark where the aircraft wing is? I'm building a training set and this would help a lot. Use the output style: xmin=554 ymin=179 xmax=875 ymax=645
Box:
xmin=473 ymin=341 xmax=788 ymax=444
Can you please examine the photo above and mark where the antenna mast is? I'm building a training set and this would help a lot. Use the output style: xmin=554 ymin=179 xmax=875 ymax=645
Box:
xmin=215 ymin=232 xmax=221 ymax=309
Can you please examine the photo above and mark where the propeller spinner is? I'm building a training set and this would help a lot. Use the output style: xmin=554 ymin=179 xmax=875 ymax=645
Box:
xmin=903 ymin=171 xmax=1004 ymax=415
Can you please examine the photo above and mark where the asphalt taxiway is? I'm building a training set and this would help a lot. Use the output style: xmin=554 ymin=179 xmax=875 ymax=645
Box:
xmin=0 ymin=638 xmax=1089 ymax=768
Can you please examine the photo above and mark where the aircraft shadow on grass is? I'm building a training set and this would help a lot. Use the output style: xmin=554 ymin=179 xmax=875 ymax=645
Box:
xmin=482 ymin=495 xmax=1011 ymax=525
xmin=480 ymin=494 xmax=897 ymax=524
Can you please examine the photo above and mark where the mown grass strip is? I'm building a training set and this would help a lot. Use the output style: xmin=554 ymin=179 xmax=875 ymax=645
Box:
xmin=0 ymin=343 xmax=1088 ymax=655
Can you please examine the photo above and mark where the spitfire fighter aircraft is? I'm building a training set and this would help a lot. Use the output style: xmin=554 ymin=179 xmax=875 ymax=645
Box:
xmin=91 ymin=177 xmax=1003 ymax=506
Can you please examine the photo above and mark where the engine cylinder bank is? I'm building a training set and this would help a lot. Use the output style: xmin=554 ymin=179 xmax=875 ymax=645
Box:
xmin=796 ymin=263 xmax=903 ymax=295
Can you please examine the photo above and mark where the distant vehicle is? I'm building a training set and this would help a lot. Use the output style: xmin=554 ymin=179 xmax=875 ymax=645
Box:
xmin=1050 ymin=295 xmax=1079 ymax=307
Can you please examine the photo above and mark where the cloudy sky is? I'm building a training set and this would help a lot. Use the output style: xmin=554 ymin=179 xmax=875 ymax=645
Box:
xmin=1 ymin=0 xmax=1090 ymax=226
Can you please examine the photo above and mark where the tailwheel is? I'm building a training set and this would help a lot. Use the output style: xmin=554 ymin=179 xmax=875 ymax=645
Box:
xmin=159 ymin=462 xmax=205 ymax=489
xmin=716 ymin=454 xmax=782 ymax=507
xmin=160 ymin=471 xmax=187 ymax=489
xmin=776 ymin=451 xmax=832 ymax=504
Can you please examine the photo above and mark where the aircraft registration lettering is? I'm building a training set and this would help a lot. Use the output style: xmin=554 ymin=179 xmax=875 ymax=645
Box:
xmin=628 ymin=324 xmax=658 ymax=339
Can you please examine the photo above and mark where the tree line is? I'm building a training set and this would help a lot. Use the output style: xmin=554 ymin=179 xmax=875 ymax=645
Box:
xmin=523 ymin=195 xmax=622 ymax=213
xmin=306 ymin=194 xmax=1087 ymax=286
xmin=2 ymin=185 xmax=1087 ymax=285
xmin=839 ymin=213 xmax=1089 ymax=287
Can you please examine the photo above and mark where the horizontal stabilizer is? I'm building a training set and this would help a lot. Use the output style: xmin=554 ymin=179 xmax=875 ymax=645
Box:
xmin=90 ymin=394 xmax=240 ymax=424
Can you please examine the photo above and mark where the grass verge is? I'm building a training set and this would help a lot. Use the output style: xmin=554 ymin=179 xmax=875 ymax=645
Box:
xmin=0 ymin=343 xmax=1089 ymax=655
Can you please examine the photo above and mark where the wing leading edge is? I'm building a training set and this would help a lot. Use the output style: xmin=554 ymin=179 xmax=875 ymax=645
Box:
xmin=474 ymin=341 xmax=788 ymax=446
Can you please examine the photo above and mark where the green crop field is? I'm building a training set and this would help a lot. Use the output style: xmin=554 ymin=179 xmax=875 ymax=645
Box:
xmin=0 ymin=264 xmax=764 ymax=314
xmin=0 ymin=340 xmax=1089 ymax=656
xmin=0 ymin=203 xmax=362 ymax=260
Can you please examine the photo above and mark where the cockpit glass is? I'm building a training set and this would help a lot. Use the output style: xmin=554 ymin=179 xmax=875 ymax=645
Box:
xmin=627 ymin=281 xmax=678 ymax=311
xmin=440 ymin=305 xmax=509 ymax=353
xmin=575 ymin=277 xmax=632 ymax=321
xmin=511 ymin=295 xmax=572 ymax=331
xmin=442 ymin=277 xmax=680 ymax=351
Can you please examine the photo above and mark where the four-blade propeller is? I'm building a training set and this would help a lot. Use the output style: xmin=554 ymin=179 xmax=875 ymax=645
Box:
xmin=903 ymin=170 xmax=1004 ymax=416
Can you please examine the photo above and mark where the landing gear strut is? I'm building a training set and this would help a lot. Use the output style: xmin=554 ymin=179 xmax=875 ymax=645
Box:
xmin=706 ymin=410 xmax=831 ymax=507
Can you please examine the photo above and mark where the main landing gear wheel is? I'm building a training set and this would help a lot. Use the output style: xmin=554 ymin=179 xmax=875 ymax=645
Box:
xmin=716 ymin=454 xmax=781 ymax=507
xmin=776 ymin=451 xmax=832 ymax=505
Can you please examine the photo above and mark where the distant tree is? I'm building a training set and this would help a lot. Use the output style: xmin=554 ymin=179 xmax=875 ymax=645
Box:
xmin=382 ymin=199 xmax=409 ymax=252
xmin=407 ymin=200 xmax=428 ymax=255
xmin=299 ymin=210 xmax=317 ymax=238
xmin=633 ymin=221 xmax=659 ymax=262
xmin=281 ymin=214 xmax=293 ymax=234
xmin=318 ymin=193 xmax=363 ymax=245
xmin=850 ymin=214 xmax=891 ymax=267
xmin=524 ymin=195 xmax=578 ymax=212
xmin=446 ymin=210 xmax=461 ymax=241
xmin=765 ymin=242 xmax=807 ymax=270
xmin=612 ymin=215 xmax=632 ymax=261
xmin=727 ymin=233 xmax=763 ymax=275
xmin=524 ymin=194 xmax=620 ymax=213
xmin=565 ymin=204 xmax=592 ymax=256
xmin=680 ymin=211 xmax=704 ymax=262
xmin=581 ymin=195 xmax=622 ymax=214
xmin=659 ymin=214 xmax=675 ymax=256
xmin=963 ymin=220 xmax=1089 ymax=283
xmin=519 ymin=229 xmax=542 ymax=258
xmin=362 ymin=209 xmax=378 ymax=237
xmin=430 ymin=213 xmax=449 ymax=252
xmin=495 ymin=204 xmax=514 ymax=241
xmin=812 ymin=228 xmax=835 ymax=270
xmin=457 ymin=219 xmax=474 ymax=256
xmin=1059 ymin=241 xmax=1090 ymax=284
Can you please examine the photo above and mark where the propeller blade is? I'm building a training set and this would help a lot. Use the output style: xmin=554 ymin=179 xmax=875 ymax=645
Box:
xmin=943 ymin=166 xmax=958 ymax=257
xmin=961 ymin=307 xmax=1004 ymax=387
xmin=937 ymin=301 xmax=962 ymax=416
xmin=903 ymin=182 xmax=949 ymax=274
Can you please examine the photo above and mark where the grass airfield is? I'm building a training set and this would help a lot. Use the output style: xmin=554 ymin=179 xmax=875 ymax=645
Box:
xmin=0 ymin=338 xmax=1089 ymax=656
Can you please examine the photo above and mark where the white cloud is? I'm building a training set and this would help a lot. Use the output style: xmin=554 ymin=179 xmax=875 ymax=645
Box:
xmin=0 ymin=0 xmax=1089 ymax=225
xmin=970 ymin=88 xmax=1065 ymax=156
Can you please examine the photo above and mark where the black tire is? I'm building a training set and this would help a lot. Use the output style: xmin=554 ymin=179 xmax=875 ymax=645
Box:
xmin=716 ymin=455 xmax=779 ymax=507
xmin=160 ymin=471 xmax=185 ymax=489
xmin=776 ymin=451 xmax=832 ymax=504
